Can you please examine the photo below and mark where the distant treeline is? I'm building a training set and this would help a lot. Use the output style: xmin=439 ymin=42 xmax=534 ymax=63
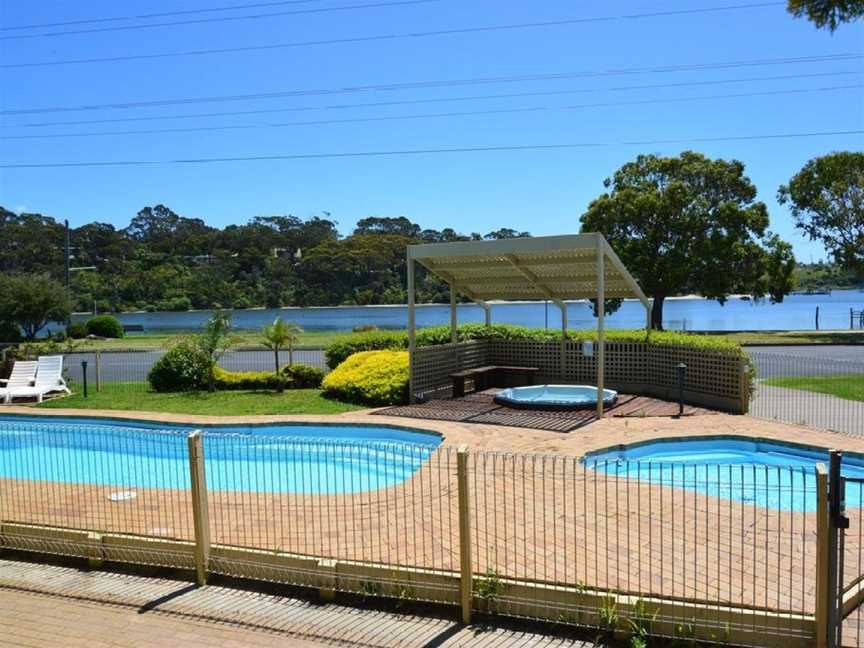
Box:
xmin=0 ymin=205 xmax=530 ymax=312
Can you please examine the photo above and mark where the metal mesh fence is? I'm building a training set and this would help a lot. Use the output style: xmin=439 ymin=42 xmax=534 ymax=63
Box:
xmin=468 ymin=452 xmax=816 ymax=641
xmin=0 ymin=419 xmax=195 ymax=568
xmin=749 ymin=351 xmax=864 ymax=436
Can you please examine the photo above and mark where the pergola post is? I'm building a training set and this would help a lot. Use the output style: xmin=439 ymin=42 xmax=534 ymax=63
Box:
xmin=560 ymin=302 xmax=568 ymax=379
xmin=450 ymin=284 xmax=458 ymax=344
xmin=407 ymin=256 xmax=416 ymax=403
xmin=596 ymin=236 xmax=606 ymax=418
xmin=646 ymin=300 xmax=653 ymax=331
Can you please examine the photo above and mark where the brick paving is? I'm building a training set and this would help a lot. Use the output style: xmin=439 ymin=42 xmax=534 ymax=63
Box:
xmin=0 ymin=558 xmax=591 ymax=647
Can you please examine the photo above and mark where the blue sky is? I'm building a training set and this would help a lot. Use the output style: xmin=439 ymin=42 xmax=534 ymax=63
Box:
xmin=1 ymin=0 xmax=861 ymax=261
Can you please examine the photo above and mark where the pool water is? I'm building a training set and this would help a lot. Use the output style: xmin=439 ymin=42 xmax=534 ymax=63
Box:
xmin=0 ymin=416 xmax=441 ymax=494
xmin=585 ymin=437 xmax=864 ymax=512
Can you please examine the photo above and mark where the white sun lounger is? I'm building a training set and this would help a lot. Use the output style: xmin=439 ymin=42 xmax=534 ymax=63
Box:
xmin=7 ymin=355 xmax=71 ymax=403
xmin=0 ymin=360 xmax=38 ymax=404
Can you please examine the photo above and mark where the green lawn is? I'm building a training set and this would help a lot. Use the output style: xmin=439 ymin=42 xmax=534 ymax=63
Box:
xmin=763 ymin=374 xmax=864 ymax=402
xmin=37 ymin=382 xmax=363 ymax=415
xmin=75 ymin=329 xmax=340 ymax=351
xmin=715 ymin=330 xmax=864 ymax=345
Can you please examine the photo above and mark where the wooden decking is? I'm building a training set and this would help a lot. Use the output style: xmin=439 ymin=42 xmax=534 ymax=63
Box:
xmin=375 ymin=390 xmax=715 ymax=433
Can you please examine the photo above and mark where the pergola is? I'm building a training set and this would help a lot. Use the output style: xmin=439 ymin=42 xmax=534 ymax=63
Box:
xmin=406 ymin=233 xmax=652 ymax=416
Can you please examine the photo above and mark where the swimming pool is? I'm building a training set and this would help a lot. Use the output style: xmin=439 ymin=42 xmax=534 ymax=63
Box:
xmin=585 ymin=437 xmax=864 ymax=512
xmin=0 ymin=415 xmax=442 ymax=494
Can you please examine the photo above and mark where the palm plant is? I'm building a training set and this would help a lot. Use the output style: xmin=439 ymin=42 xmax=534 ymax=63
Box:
xmin=197 ymin=311 xmax=240 ymax=392
xmin=262 ymin=317 xmax=303 ymax=376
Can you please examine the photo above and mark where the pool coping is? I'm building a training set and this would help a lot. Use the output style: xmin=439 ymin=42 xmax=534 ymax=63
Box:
xmin=584 ymin=433 xmax=864 ymax=463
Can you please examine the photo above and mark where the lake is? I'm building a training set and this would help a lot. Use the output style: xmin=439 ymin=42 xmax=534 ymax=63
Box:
xmin=73 ymin=289 xmax=864 ymax=333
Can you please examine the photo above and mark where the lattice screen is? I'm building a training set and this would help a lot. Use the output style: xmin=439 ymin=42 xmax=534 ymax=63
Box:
xmin=412 ymin=340 xmax=747 ymax=412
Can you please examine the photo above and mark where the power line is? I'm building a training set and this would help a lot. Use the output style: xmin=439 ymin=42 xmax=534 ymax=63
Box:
xmin=4 ymin=70 xmax=859 ymax=129
xmin=2 ymin=130 xmax=860 ymax=169
xmin=0 ymin=0 xmax=440 ymax=41
xmin=3 ymin=53 xmax=858 ymax=115
xmin=2 ymin=2 xmax=787 ymax=68
xmin=3 ymin=85 xmax=859 ymax=140
xmin=1 ymin=0 xmax=328 ymax=31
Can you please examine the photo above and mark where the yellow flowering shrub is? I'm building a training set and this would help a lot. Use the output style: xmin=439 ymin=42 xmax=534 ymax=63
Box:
xmin=322 ymin=350 xmax=408 ymax=406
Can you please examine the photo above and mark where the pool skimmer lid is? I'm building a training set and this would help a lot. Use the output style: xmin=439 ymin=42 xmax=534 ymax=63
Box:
xmin=107 ymin=490 xmax=137 ymax=502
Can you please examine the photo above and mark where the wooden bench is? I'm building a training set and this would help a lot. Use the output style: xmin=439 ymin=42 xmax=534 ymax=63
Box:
xmin=449 ymin=365 xmax=540 ymax=398
xmin=122 ymin=324 xmax=145 ymax=333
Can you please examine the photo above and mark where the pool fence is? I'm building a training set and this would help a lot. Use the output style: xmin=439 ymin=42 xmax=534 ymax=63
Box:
xmin=1 ymin=420 xmax=860 ymax=646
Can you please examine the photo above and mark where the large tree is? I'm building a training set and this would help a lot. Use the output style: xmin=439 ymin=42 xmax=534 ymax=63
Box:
xmin=778 ymin=151 xmax=864 ymax=278
xmin=786 ymin=0 xmax=864 ymax=30
xmin=580 ymin=151 xmax=796 ymax=329
xmin=0 ymin=273 xmax=72 ymax=340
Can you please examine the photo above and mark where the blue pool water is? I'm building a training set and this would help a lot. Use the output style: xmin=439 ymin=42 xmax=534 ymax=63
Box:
xmin=586 ymin=437 xmax=864 ymax=512
xmin=0 ymin=416 xmax=441 ymax=494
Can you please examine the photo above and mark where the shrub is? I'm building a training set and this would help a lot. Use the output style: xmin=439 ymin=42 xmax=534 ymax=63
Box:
xmin=85 ymin=315 xmax=124 ymax=338
xmin=283 ymin=364 xmax=325 ymax=388
xmin=66 ymin=322 xmax=88 ymax=339
xmin=322 ymin=350 xmax=408 ymax=406
xmin=325 ymin=330 xmax=406 ymax=369
xmin=213 ymin=366 xmax=286 ymax=391
xmin=147 ymin=340 xmax=210 ymax=392
xmin=352 ymin=324 xmax=379 ymax=332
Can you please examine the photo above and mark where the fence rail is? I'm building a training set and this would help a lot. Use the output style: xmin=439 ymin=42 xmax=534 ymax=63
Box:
xmin=0 ymin=418 xmax=831 ymax=646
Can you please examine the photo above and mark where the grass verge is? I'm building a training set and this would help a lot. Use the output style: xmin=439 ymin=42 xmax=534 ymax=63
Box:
xmin=763 ymin=375 xmax=864 ymax=402
xmin=36 ymin=382 xmax=363 ymax=415
xmin=74 ymin=329 xmax=340 ymax=351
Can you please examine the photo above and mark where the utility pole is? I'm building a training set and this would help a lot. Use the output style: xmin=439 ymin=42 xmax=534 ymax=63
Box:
xmin=64 ymin=220 xmax=71 ymax=288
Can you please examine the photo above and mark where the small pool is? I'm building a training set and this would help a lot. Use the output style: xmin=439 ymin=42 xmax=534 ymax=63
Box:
xmin=586 ymin=437 xmax=864 ymax=512
xmin=0 ymin=415 xmax=441 ymax=494
xmin=494 ymin=384 xmax=618 ymax=409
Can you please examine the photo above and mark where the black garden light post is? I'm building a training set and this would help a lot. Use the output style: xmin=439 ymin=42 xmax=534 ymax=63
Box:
xmin=676 ymin=362 xmax=687 ymax=417
xmin=81 ymin=359 xmax=88 ymax=398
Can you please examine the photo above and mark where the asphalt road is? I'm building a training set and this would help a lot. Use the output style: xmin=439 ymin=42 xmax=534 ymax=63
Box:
xmin=745 ymin=345 xmax=864 ymax=379
xmin=65 ymin=349 xmax=327 ymax=384
xmin=62 ymin=345 xmax=863 ymax=384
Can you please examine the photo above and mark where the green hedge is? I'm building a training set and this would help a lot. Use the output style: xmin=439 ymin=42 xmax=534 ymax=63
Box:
xmin=85 ymin=315 xmax=124 ymax=339
xmin=322 ymin=350 xmax=408 ymax=406
xmin=214 ymin=364 xmax=325 ymax=391
xmin=213 ymin=366 xmax=286 ymax=391
xmin=324 ymin=323 xmax=748 ymax=369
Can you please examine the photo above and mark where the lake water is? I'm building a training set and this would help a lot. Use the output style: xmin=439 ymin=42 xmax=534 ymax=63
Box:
xmin=73 ymin=289 xmax=864 ymax=333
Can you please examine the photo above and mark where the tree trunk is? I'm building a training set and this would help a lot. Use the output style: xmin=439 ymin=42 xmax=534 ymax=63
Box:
xmin=651 ymin=295 xmax=665 ymax=331
xmin=288 ymin=344 xmax=294 ymax=367
xmin=273 ymin=348 xmax=280 ymax=374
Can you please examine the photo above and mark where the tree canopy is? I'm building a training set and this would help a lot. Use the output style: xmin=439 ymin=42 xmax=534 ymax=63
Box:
xmin=786 ymin=0 xmax=864 ymax=30
xmin=580 ymin=151 xmax=796 ymax=329
xmin=779 ymin=151 xmax=864 ymax=278
xmin=0 ymin=273 xmax=72 ymax=340
xmin=0 ymin=208 xmax=526 ymax=313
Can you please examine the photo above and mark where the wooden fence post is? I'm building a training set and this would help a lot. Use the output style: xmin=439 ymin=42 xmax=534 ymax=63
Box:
xmin=816 ymin=463 xmax=829 ymax=648
xmin=457 ymin=444 xmax=472 ymax=624
xmin=187 ymin=431 xmax=210 ymax=586
xmin=94 ymin=350 xmax=102 ymax=393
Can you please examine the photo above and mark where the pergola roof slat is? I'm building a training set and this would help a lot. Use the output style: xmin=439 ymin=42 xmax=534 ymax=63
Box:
xmin=409 ymin=233 xmax=649 ymax=306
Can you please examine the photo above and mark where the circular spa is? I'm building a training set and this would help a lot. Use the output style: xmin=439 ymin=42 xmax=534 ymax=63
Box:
xmin=493 ymin=384 xmax=618 ymax=410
